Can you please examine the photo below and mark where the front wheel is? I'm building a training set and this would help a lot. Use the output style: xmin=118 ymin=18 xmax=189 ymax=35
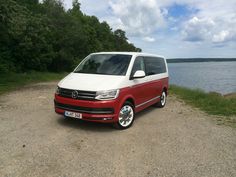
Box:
xmin=156 ymin=91 xmax=166 ymax=108
xmin=113 ymin=102 xmax=135 ymax=129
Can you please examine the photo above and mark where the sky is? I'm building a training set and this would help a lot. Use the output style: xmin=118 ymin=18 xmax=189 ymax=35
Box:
xmin=62 ymin=0 xmax=236 ymax=58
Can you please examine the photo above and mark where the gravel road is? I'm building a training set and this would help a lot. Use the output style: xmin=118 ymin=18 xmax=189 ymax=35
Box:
xmin=0 ymin=82 xmax=236 ymax=177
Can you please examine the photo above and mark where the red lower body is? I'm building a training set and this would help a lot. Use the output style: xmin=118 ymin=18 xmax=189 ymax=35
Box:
xmin=54 ymin=95 xmax=120 ymax=123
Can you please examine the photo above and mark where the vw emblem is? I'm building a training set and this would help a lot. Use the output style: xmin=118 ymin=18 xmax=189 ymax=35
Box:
xmin=72 ymin=90 xmax=78 ymax=99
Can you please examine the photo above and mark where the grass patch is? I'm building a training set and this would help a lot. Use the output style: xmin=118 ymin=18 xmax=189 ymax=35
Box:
xmin=169 ymin=85 xmax=236 ymax=127
xmin=0 ymin=72 xmax=67 ymax=95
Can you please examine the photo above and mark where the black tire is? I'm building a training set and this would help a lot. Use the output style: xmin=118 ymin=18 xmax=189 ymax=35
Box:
xmin=113 ymin=101 xmax=135 ymax=129
xmin=156 ymin=90 xmax=167 ymax=108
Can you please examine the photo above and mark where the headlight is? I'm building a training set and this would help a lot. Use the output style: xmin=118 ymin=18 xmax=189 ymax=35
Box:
xmin=95 ymin=89 xmax=119 ymax=100
xmin=55 ymin=86 xmax=60 ymax=95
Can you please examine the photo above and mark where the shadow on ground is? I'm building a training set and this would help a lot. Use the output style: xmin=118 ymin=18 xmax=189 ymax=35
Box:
xmin=57 ymin=117 xmax=114 ymax=132
xmin=56 ymin=105 xmax=158 ymax=132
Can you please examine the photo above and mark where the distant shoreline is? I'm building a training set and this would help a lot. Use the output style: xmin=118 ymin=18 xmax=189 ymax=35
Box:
xmin=167 ymin=58 xmax=236 ymax=63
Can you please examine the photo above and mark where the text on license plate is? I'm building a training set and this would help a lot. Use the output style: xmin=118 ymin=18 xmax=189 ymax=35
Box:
xmin=65 ymin=111 xmax=82 ymax=119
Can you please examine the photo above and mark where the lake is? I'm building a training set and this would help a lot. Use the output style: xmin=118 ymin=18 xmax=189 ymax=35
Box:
xmin=168 ymin=61 xmax=236 ymax=95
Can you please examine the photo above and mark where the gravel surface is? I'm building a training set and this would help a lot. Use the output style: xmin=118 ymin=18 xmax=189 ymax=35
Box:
xmin=0 ymin=82 xmax=236 ymax=177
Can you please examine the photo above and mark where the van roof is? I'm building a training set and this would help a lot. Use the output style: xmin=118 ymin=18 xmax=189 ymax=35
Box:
xmin=91 ymin=52 xmax=165 ymax=58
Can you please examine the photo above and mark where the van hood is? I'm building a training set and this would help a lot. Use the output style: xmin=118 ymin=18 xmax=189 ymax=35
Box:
xmin=58 ymin=73 xmax=127 ymax=91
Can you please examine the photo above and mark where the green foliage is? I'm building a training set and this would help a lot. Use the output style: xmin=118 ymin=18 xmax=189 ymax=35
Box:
xmin=0 ymin=0 xmax=141 ymax=73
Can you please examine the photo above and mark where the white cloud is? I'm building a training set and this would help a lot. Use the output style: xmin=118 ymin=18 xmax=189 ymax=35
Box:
xmin=180 ymin=0 xmax=236 ymax=43
xmin=79 ymin=0 xmax=109 ymax=17
xmin=143 ymin=37 xmax=156 ymax=42
xmin=108 ymin=0 xmax=166 ymax=36
xmin=213 ymin=31 xmax=230 ymax=43
xmin=182 ymin=17 xmax=215 ymax=42
xmin=213 ymin=30 xmax=236 ymax=43
xmin=182 ymin=15 xmax=236 ymax=43
xmin=100 ymin=16 xmax=125 ymax=30
xmin=61 ymin=0 xmax=72 ymax=9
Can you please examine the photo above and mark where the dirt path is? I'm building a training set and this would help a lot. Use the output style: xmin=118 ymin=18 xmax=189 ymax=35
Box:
xmin=0 ymin=82 xmax=236 ymax=177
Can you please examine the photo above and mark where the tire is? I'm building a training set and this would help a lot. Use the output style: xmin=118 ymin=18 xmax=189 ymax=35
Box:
xmin=156 ymin=90 xmax=167 ymax=108
xmin=113 ymin=101 xmax=135 ymax=129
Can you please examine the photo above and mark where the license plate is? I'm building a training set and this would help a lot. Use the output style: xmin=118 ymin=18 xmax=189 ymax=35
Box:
xmin=65 ymin=111 xmax=82 ymax=119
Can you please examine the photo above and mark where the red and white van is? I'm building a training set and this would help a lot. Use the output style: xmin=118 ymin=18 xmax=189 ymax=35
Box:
xmin=54 ymin=52 xmax=169 ymax=129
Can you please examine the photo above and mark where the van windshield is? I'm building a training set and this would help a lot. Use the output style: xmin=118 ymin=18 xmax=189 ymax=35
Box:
xmin=74 ymin=54 xmax=132 ymax=76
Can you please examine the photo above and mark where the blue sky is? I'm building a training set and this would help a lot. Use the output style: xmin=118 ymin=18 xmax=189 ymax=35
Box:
xmin=63 ymin=0 xmax=236 ymax=58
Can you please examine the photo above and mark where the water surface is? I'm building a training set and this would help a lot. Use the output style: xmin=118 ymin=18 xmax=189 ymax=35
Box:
xmin=168 ymin=62 xmax=236 ymax=94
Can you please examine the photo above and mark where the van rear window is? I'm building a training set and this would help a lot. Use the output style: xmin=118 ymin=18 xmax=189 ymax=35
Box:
xmin=144 ymin=57 xmax=166 ymax=75
xmin=74 ymin=54 xmax=132 ymax=76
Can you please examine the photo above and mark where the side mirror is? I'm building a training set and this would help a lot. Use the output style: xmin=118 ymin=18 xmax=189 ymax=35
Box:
xmin=132 ymin=70 xmax=145 ymax=79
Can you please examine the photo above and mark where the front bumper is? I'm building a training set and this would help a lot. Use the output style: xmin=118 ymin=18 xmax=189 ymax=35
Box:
xmin=54 ymin=94 xmax=120 ymax=123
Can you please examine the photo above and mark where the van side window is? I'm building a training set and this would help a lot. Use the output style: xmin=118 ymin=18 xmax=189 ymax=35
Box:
xmin=131 ymin=57 xmax=145 ymax=76
xmin=144 ymin=57 xmax=166 ymax=76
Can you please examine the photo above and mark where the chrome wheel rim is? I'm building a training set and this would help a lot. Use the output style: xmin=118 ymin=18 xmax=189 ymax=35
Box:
xmin=161 ymin=92 xmax=166 ymax=106
xmin=118 ymin=105 xmax=134 ymax=127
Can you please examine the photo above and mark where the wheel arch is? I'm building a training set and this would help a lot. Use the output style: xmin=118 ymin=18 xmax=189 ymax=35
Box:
xmin=119 ymin=95 xmax=136 ymax=110
xmin=162 ymin=86 xmax=168 ymax=96
xmin=125 ymin=97 xmax=135 ymax=107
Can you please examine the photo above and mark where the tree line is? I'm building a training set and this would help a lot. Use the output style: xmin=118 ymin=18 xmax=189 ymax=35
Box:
xmin=0 ymin=0 xmax=141 ymax=73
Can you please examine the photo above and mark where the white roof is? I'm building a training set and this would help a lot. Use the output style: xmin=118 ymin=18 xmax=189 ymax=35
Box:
xmin=91 ymin=52 xmax=165 ymax=58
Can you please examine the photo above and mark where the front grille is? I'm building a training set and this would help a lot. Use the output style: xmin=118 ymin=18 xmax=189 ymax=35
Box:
xmin=54 ymin=101 xmax=114 ymax=114
xmin=59 ymin=88 xmax=96 ymax=100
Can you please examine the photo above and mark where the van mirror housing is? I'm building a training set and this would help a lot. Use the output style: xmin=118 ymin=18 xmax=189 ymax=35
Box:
xmin=132 ymin=70 xmax=145 ymax=79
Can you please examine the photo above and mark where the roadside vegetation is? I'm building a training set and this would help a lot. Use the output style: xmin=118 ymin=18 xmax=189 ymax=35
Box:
xmin=170 ymin=85 xmax=236 ymax=127
xmin=0 ymin=72 xmax=66 ymax=95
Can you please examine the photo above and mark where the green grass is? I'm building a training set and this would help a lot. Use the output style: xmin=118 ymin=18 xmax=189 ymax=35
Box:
xmin=0 ymin=72 xmax=67 ymax=95
xmin=169 ymin=85 xmax=236 ymax=127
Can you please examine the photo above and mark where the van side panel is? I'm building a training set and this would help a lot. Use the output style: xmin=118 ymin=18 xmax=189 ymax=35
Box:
xmin=132 ymin=77 xmax=169 ymax=113
xmin=128 ymin=79 xmax=153 ymax=107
